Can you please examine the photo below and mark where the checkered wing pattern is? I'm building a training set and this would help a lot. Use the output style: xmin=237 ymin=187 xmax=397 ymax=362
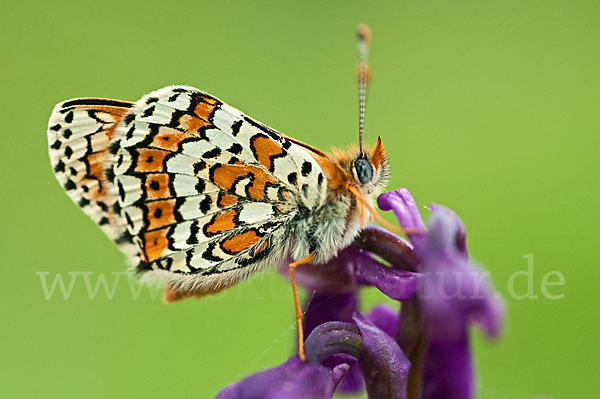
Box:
xmin=49 ymin=86 xmax=327 ymax=281
xmin=48 ymin=98 xmax=139 ymax=258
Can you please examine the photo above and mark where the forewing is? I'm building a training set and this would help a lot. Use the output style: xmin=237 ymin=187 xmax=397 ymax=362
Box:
xmin=107 ymin=86 xmax=327 ymax=276
xmin=48 ymin=98 xmax=138 ymax=258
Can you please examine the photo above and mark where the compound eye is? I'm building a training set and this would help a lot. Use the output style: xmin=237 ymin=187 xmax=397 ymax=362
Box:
xmin=354 ymin=157 xmax=373 ymax=184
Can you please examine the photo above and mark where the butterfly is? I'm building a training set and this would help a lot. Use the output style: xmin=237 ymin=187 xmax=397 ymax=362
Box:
xmin=47 ymin=24 xmax=396 ymax=360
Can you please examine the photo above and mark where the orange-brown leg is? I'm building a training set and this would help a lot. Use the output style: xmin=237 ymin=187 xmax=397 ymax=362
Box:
xmin=288 ymin=253 xmax=315 ymax=362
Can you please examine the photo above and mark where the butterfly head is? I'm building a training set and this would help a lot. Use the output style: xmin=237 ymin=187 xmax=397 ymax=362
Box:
xmin=349 ymin=137 xmax=389 ymax=196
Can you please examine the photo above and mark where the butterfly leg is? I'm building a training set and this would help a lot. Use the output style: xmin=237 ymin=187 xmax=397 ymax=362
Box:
xmin=288 ymin=253 xmax=315 ymax=362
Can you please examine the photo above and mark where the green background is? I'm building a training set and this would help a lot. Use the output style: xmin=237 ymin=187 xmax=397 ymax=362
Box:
xmin=1 ymin=0 xmax=598 ymax=397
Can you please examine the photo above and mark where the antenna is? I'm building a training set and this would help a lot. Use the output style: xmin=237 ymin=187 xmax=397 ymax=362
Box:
xmin=357 ymin=24 xmax=371 ymax=155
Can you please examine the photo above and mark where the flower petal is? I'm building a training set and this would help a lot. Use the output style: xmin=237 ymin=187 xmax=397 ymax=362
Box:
xmin=304 ymin=291 xmax=357 ymax=340
xmin=422 ymin=334 xmax=472 ymax=399
xmin=367 ymin=303 xmax=400 ymax=339
xmin=377 ymin=189 xmax=425 ymax=231
xmin=377 ymin=189 xmax=427 ymax=253
xmin=429 ymin=204 xmax=467 ymax=257
xmin=354 ymin=250 xmax=421 ymax=301
xmin=423 ymin=209 xmax=464 ymax=265
xmin=216 ymin=356 xmax=341 ymax=399
xmin=417 ymin=209 xmax=504 ymax=399
xmin=354 ymin=313 xmax=411 ymax=399
xmin=337 ymin=362 xmax=364 ymax=393
xmin=304 ymin=321 xmax=364 ymax=394
xmin=331 ymin=363 xmax=352 ymax=391
xmin=304 ymin=321 xmax=362 ymax=364
xmin=420 ymin=211 xmax=503 ymax=339
xmin=278 ymin=251 xmax=355 ymax=294
xmin=353 ymin=226 xmax=419 ymax=272
xmin=299 ymin=273 xmax=361 ymax=394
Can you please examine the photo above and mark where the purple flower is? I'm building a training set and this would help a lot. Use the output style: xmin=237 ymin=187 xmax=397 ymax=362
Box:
xmin=379 ymin=189 xmax=504 ymax=399
xmin=367 ymin=303 xmax=400 ymax=339
xmin=216 ymin=355 xmax=348 ymax=399
xmin=354 ymin=313 xmax=410 ymax=399
xmin=217 ymin=188 xmax=503 ymax=399
xmin=277 ymin=235 xmax=420 ymax=395
xmin=217 ymin=316 xmax=410 ymax=399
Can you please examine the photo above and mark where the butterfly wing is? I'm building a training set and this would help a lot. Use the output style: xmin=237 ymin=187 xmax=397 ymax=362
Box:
xmin=48 ymin=98 xmax=140 ymax=258
xmin=49 ymin=86 xmax=328 ymax=295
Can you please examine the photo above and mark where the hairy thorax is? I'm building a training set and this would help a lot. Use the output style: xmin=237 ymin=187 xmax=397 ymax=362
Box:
xmin=288 ymin=189 xmax=367 ymax=264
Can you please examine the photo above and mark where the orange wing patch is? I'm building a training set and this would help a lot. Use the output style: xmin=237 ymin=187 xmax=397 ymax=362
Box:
xmin=217 ymin=193 xmax=239 ymax=207
xmin=74 ymin=106 xmax=130 ymax=198
xmin=150 ymin=126 xmax=196 ymax=152
xmin=221 ymin=230 xmax=263 ymax=254
xmin=144 ymin=173 xmax=172 ymax=201
xmin=178 ymin=114 xmax=211 ymax=134
xmin=250 ymin=135 xmax=284 ymax=171
xmin=134 ymin=148 xmax=169 ymax=173
xmin=173 ymin=96 xmax=218 ymax=134
xmin=211 ymin=164 xmax=278 ymax=201
xmin=193 ymin=101 xmax=216 ymax=121
xmin=205 ymin=209 xmax=237 ymax=236
xmin=145 ymin=199 xmax=177 ymax=230
xmin=85 ymin=151 xmax=109 ymax=196
xmin=142 ymin=227 xmax=170 ymax=262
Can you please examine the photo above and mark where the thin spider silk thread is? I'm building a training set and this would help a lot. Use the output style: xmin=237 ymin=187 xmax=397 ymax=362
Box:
xmin=238 ymin=289 xmax=318 ymax=376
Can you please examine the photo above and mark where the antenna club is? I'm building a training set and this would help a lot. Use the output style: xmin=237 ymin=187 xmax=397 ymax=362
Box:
xmin=356 ymin=64 xmax=373 ymax=83
xmin=357 ymin=24 xmax=372 ymax=46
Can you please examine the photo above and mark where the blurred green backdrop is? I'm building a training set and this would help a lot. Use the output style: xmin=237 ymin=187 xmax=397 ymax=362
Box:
xmin=1 ymin=0 xmax=598 ymax=397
